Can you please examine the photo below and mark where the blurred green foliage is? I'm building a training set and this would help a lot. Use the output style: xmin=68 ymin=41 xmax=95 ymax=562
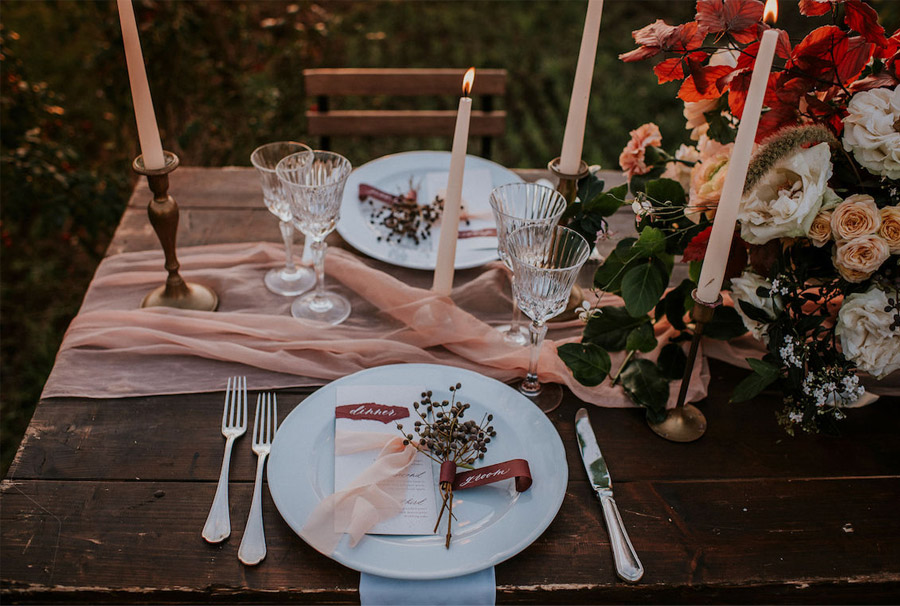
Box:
xmin=3 ymin=1 xmax=895 ymax=474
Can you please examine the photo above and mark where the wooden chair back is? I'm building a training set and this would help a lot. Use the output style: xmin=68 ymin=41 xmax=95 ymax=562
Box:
xmin=303 ymin=68 xmax=507 ymax=158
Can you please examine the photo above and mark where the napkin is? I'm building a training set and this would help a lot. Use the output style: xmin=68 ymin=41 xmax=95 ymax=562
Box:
xmin=360 ymin=568 xmax=495 ymax=606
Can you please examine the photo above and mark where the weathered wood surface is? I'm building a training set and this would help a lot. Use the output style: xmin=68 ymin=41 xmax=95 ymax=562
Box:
xmin=3 ymin=167 xmax=899 ymax=604
xmin=303 ymin=68 xmax=508 ymax=96
xmin=307 ymin=110 xmax=508 ymax=137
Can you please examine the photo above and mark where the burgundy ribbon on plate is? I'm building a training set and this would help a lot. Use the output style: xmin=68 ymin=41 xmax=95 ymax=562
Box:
xmin=359 ymin=183 xmax=416 ymax=205
xmin=439 ymin=459 xmax=533 ymax=492
xmin=335 ymin=403 xmax=409 ymax=424
xmin=458 ymin=228 xmax=498 ymax=239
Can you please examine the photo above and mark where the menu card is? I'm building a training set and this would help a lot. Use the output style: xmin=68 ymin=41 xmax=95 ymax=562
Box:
xmin=334 ymin=385 xmax=438 ymax=535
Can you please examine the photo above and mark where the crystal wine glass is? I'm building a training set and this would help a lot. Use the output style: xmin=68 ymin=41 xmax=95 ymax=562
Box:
xmin=489 ymin=183 xmax=568 ymax=346
xmin=276 ymin=150 xmax=353 ymax=325
xmin=507 ymin=225 xmax=590 ymax=412
xmin=251 ymin=142 xmax=315 ymax=296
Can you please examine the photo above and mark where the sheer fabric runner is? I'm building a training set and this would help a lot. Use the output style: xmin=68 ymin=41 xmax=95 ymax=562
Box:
xmin=42 ymin=242 xmax=716 ymax=403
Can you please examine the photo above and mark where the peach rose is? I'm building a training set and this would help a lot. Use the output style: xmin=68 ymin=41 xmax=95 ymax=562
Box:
xmin=661 ymin=143 xmax=700 ymax=192
xmin=830 ymin=194 xmax=881 ymax=241
xmin=619 ymin=123 xmax=663 ymax=180
xmin=808 ymin=210 xmax=833 ymax=247
xmin=878 ymin=206 xmax=900 ymax=253
xmin=686 ymin=147 xmax=732 ymax=223
xmin=684 ymin=99 xmax=717 ymax=141
xmin=833 ymin=234 xmax=891 ymax=282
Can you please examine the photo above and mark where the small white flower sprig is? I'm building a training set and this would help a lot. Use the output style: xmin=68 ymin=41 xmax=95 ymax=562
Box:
xmin=396 ymin=383 xmax=496 ymax=548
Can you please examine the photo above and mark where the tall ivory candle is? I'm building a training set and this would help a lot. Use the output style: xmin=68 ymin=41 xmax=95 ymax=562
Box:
xmin=433 ymin=68 xmax=475 ymax=296
xmin=116 ymin=0 xmax=166 ymax=170
xmin=695 ymin=22 xmax=778 ymax=303
xmin=559 ymin=0 xmax=604 ymax=175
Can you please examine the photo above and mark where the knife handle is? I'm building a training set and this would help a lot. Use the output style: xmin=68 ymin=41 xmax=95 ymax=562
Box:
xmin=600 ymin=494 xmax=644 ymax=582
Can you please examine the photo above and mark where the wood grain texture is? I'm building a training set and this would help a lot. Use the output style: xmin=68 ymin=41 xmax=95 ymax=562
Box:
xmin=306 ymin=110 xmax=507 ymax=137
xmin=303 ymin=68 xmax=508 ymax=96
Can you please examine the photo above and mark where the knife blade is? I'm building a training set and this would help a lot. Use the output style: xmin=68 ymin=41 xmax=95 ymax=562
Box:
xmin=575 ymin=407 xmax=644 ymax=583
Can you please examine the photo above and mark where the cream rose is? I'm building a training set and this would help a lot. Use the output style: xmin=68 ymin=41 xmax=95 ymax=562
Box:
xmin=879 ymin=206 xmax=900 ymax=253
xmin=833 ymin=234 xmax=891 ymax=282
xmin=686 ymin=146 xmax=733 ymax=223
xmin=836 ymin=287 xmax=900 ymax=378
xmin=738 ymin=142 xmax=833 ymax=244
xmin=661 ymin=143 xmax=699 ymax=192
xmin=684 ymin=99 xmax=717 ymax=141
xmin=842 ymin=85 xmax=900 ymax=180
xmin=830 ymin=194 xmax=881 ymax=241
xmin=730 ymin=270 xmax=780 ymax=341
xmin=808 ymin=210 xmax=833 ymax=247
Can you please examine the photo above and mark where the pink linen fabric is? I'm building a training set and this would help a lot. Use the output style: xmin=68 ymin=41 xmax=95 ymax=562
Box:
xmin=302 ymin=430 xmax=418 ymax=554
xmin=41 ymin=241 xmax=712 ymax=405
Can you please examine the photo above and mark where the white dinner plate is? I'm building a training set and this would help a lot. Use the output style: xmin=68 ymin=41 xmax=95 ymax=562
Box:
xmin=336 ymin=151 xmax=524 ymax=270
xmin=267 ymin=363 xmax=568 ymax=580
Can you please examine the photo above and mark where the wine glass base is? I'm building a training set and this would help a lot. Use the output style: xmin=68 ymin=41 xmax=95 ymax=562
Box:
xmin=492 ymin=323 xmax=529 ymax=346
xmin=291 ymin=290 xmax=351 ymax=325
xmin=265 ymin=266 xmax=315 ymax=296
xmin=515 ymin=381 xmax=563 ymax=413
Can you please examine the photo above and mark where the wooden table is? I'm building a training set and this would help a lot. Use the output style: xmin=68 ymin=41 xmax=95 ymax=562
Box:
xmin=3 ymin=168 xmax=899 ymax=604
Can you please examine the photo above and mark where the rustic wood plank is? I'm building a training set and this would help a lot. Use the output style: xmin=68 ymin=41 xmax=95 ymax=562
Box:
xmin=9 ymin=362 xmax=900 ymax=484
xmin=303 ymin=68 xmax=507 ymax=96
xmin=306 ymin=110 xmax=506 ymax=137
xmin=3 ymin=476 xmax=898 ymax=603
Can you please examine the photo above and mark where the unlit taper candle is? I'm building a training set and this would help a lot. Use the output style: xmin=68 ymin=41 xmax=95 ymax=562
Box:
xmin=559 ymin=0 xmax=604 ymax=175
xmin=117 ymin=0 xmax=165 ymax=170
xmin=695 ymin=2 xmax=778 ymax=303
xmin=432 ymin=68 xmax=475 ymax=296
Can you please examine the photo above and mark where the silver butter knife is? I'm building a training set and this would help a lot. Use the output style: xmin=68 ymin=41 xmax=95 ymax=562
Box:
xmin=575 ymin=407 xmax=644 ymax=582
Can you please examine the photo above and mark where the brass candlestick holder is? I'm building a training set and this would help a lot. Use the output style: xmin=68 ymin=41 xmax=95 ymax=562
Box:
xmin=548 ymin=156 xmax=589 ymax=204
xmin=133 ymin=151 xmax=218 ymax=311
xmin=647 ymin=290 xmax=721 ymax=442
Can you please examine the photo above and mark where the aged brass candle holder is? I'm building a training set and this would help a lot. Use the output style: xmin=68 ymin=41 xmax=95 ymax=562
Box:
xmin=647 ymin=290 xmax=720 ymax=442
xmin=548 ymin=156 xmax=589 ymax=204
xmin=133 ymin=151 xmax=218 ymax=311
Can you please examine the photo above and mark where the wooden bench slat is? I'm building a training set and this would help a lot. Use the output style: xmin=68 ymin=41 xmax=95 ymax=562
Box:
xmin=304 ymin=68 xmax=507 ymax=96
xmin=306 ymin=110 xmax=506 ymax=137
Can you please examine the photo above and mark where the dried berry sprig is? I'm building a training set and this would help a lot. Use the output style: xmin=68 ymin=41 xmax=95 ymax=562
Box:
xmin=395 ymin=382 xmax=497 ymax=548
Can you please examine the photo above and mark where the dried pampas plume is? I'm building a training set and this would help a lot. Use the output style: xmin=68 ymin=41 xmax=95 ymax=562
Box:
xmin=743 ymin=125 xmax=838 ymax=194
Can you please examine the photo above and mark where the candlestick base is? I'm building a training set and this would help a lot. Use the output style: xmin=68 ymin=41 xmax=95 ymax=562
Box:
xmin=133 ymin=152 xmax=218 ymax=312
xmin=646 ymin=290 xmax=721 ymax=443
xmin=548 ymin=157 xmax=590 ymax=204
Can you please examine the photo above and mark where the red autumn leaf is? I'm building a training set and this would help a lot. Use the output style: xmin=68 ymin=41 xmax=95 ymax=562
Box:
xmin=789 ymin=26 xmax=849 ymax=82
xmin=654 ymin=57 xmax=685 ymax=83
xmin=724 ymin=236 xmax=749 ymax=283
xmin=875 ymin=27 xmax=900 ymax=59
xmin=620 ymin=46 xmax=663 ymax=63
xmin=696 ymin=0 xmax=764 ymax=37
xmin=679 ymin=62 xmax=734 ymax=101
xmin=756 ymin=103 xmax=799 ymax=141
xmin=837 ymin=36 xmax=875 ymax=84
xmin=682 ymin=227 xmax=712 ymax=263
xmin=727 ymin=68 xmax=752 ymax=117
xmin=666 ymin=22 xmax=707 ymax=53
xmin=633 ymin=19 xmax=679 ymax=48
xmin=844 ymin=0 xmax=888 ymax=48
xmin=799 ymin=0 xmax=837 ymax=17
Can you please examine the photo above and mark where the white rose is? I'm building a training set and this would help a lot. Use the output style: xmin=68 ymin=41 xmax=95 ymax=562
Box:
xmin=730 ymin=270 xmax=780 ymax=341
xmin=738 ymin=142 xmax=833 ymax=245
xmin=842 ymin=85 xmax=900 ymax=180
xmin=836 ymin=287 xmax=900 ymax=379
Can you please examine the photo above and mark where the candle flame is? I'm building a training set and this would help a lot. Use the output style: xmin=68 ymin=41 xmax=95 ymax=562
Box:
xmin=462 ymin=67 xmax=475 ymax=96
xmin=764 ymin=0 xmax=778 ymax=23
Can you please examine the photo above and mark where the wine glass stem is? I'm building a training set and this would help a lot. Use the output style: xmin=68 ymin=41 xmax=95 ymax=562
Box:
xmin=310 ymin=238 xmax=328 ymax=301
xmin=279 ymin=220 xmax=296 ymax=272
xmin=522 ymin=320 xmax=548 ymax=395
xmin=509 ymin=295 xmax=522 ymax=333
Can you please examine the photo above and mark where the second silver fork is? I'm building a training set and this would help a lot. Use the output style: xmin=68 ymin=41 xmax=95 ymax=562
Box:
xmin=238 ymin=392 xmax=277 ymax=565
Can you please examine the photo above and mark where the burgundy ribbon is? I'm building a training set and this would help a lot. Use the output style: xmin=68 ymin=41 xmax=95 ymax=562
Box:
xmin=359 ymin=183 xmax=417 ymax=205
xmin=335 ymin=403 xmax=409 ymax=424
xmin=458 ymin=228 xmax=498 ymax=239
xmin=439 ymin=459 xmax=532 ymax=492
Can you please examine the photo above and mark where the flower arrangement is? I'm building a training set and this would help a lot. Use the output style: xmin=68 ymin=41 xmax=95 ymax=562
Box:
xmin=560 ymin=0 xmax=899 ymax=434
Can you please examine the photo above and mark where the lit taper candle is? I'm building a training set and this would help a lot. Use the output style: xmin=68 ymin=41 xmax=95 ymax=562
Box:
xmin=433 ymin=67 xmax=476 ymax=296
xmin=695 ymin=0 xmax=779 ymax=303
xmin=559 ymin=0 xmax=604 ymax=175
xmin=117 ymin=0 xmax=166 ymax=170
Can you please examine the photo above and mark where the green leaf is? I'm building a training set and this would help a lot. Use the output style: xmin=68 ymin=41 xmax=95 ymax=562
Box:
xmin=657 ymin=343 xmax=687 ymax=380
xmin=574 ymin=172 xmax=606 ymax=208
xmin=632 ymin=226 xmax=666 ymax=259
xmin=619 ymin=358 xmax=670 ymax=418
xmin=705 ymin=106 xmax=737 ymax=144
xmin=737 ymin=299 xmax=773 ymax=324
xmin=731 ymin=358 xmax=782 ymax=402
xmin=663 ymin=279 xmax=693 ymax=330
xmin=621 ymin=261 xmax=667 ymax=318
xmin=703 ymin=305 xmax=748 ymax=340
xmin=628 ymin=165 xmax=665 ymax=196
xmin=645 ymin=178 xmax=686 ymax=207
xmin=625 ymin=322 xmax=657 ymax=353
xmin=688 ymin=260 xmax=702 ymax=284
xmin=558 ymin=343 xmax=611 ymax=387
xmin=584 ymin=183 xmax=627 ymax=217
xmin=583 ymin=306 xmax=650 ymax=352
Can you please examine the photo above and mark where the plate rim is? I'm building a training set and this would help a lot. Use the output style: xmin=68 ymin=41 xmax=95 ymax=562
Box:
xmin=336 ymin=151 xmax=523 ymax=270
xmin=267 ymin=362 xmax=568 ymax=580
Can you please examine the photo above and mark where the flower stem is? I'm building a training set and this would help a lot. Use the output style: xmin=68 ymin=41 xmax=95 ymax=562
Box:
xmin=610 ymin=350 xmax=637 ymax=386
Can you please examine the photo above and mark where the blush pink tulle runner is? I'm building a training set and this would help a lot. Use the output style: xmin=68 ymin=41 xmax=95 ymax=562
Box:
xmin=43 ymin=241 xmax=734 ymax=403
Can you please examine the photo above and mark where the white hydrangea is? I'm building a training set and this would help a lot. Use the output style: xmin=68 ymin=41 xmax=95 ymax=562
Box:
xmin=842 ymin=85 xmax=900 ymax=180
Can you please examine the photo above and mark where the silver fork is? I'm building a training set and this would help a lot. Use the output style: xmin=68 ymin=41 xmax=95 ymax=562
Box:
xmin=238 ymin=392 xmax=277 ymax=565
xmin=202 ymin=376 xmax=247 ymax=543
